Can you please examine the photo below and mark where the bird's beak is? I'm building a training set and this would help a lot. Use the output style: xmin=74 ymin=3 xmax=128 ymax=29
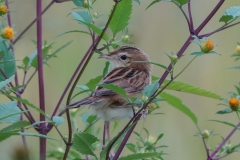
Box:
xmin=98 ymin=54 xmax=111 ymax=59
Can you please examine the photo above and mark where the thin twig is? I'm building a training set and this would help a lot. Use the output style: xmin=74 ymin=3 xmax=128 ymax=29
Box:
xmin=188 ymin=0 xmax=194 ymax=33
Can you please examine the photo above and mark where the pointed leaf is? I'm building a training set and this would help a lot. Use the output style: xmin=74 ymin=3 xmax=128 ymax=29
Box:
xmin=0 ymin=41 xmax=16 ymax=81
xmin=174 ymin=0 xmax=188 ymax=6
xmin=86 ymin=75 xmax=103 ymax=91
xmin=7 ymin=95 xmax=50 ymax=120
xmin=0 ymin=75 xmax=14 ymax=90
xmin=71 ymin=11 xmax=91 ymax=24
xmin=109 ymin=0 xmax=132 ymax=37
xmin=0 ymin=120 xmax=31 ymax=132
xmin=97 ymin=83 xmax=127 ymax=97
xmin=52 ymin=116 xmax=65 ymax=126
xmin=55 ymin=30 xmax=90 ymax=39
xmin=0 ymin=101 xmax=21 ymax=123
xmin=46 ymin=40 xmax=73 ymax=62
xmin=160 ymin=92 xmax=198 ymax=124
xmin=162 ymin=79 xmax=223 ymax=100
xmin=216 ymin=108 xmax=233 ymax=114
xmin=142 ymin=80 xmax=159 ymax=98
xmin=209 ymin=120 xmax=240 ymax=129
xmin=220 ymin=6 xmax=240 ymax=23
xmin=72 ymin=132 xmax=99 ymax=158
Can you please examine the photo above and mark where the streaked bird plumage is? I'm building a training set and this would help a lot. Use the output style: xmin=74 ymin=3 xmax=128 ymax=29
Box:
xmin=68 ymin=46 xmax=151 ymax=121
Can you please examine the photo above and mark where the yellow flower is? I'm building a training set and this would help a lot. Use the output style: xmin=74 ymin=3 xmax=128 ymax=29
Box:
xmin=229 ymin=97 xmax=239 ymax=111
xmin=0 ymin=5 xmax=8 ymax=15
xmin=236 ymin=45 xmax=240 ymax=54
xmin=1 ymin=26 xmax=14 ymax=40
xmin=201 ymin=39 xmax=214 ymax=53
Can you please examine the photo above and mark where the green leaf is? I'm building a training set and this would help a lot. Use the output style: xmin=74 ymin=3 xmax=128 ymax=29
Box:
xmin=109 ymin=0 xmax=132 ymax=37
xmin=81 ymin=21 xmax=109 ymax=41
xmin=81 ymin=114 xmax=98 ymax=125
xmin=97 ymin=83 xmax=127 ymax=97
xmin=71 ymin=11 xmax=91 ymax=24
xmin=7 ymin=95 xmax=50 ymax=120
xmin=45 ymin=40 xmax=73 ymax=62
xmin=209 ymin=120 xmax=240 ymax=129
xmin=216 ymin=108 xmax=233 ymax=114
xmin=161 ymin=79 xmax=223 ymax=100
xmin=85 ymin=75 xmax=103 ymax=91
xmin=52 ymin=116 xmax=64 ymax=126
xmin=126 ymin=143 xmax=136 ymax=153
xmin=72 ymin=0 xmax=84 ymax=7
xmin=0 ymin=41 xmax=16 ymax=81
xmin=190 ymin=51 xmax=204 ymax=56
xmin=72 ymin=132 xmax=99 ymax=159
xmin=146 ymin=0 xmax=171 ymax=10
xmin=55 ymin=30 xmax=90 ymax=39
xmin=102 ymin=61 xmax=110 ymax=77
xmin=0 ymin=101 xmax=21 ymax=123
xmin=142 ymin=80 xmax=159 ymax=98
xmin=134 ymin=0 xmax=140 ymax=4
xmin=119 ymin=152 xmax=160 ymax=160
xmin=19 ymin=132 xmax=58 ymax=141
xmin=174 ymin=0 xmax=188 ymax=6
xmin=220 ymin=6 xmax=240 ymax=23
xmin=0 ymin=120 xmax=31 ymax=132
xmin=226 ymin=66 xmax=240 ymax=69
xmin=0 ymin=131 xmax=18 ymax=142
xmin=160 ymin=92 xmax=198 ymax=124
xmin=0 ymin=75 xmax=14 ymax=90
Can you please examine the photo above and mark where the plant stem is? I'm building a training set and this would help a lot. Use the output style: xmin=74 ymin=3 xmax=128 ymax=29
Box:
xmin=195 ymin=0 xmax=225 ymax=34
xmin=36 ymin=0 xmax=47 ymax=160
xmin=210 ymin=122 xmax=240 ymax=159
xmin=62 ymin=2 xmax=120 ymax=159
xmin=188 ymin=0 xmax=194 ymax=33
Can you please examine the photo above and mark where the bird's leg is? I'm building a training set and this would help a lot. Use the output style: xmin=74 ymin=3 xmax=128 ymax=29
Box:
xmin=102 ymin=121 xmax=110 ymax=150
xmin=105 ymin=121 xmax=111 ymax=141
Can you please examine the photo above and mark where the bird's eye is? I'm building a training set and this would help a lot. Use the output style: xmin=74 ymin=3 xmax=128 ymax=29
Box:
xmin=120 ymin=55 xmax=127 ymax=60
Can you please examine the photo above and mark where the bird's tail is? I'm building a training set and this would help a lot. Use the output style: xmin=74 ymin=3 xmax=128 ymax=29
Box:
xmin=66 ymin=97 xmax=96 ymax=109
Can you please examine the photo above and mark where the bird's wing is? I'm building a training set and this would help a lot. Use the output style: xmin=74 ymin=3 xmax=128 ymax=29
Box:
xmin=93 ymin=67 xmax=150 ymax=97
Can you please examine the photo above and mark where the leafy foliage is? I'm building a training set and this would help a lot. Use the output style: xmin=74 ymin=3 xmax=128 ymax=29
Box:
xmin=209 ymin=120 xmax=240 ymax=129
xmin=161 ymin=79 xmax=223 ymax=100
xmin=72 ymin=132 xmax=99 ymax=159
xmin=160 ymin=92 xmax=198 ymax=124
xmin=52 ymin=116 xmax=65 ymax=126
xmin=220 ymin=6 xmax=240 ymax=23
xmin=142 ymin=80 xmax=159 ymax=98
xmin=109 ymin=0 xmax=132 ymax=37
xmin=0 ymin=101 xmax=21 ymax=123
xmin=0 ymin=40 xmax=16 ymax=81
xmin=0 ymin=75 xmax=14 ymax=90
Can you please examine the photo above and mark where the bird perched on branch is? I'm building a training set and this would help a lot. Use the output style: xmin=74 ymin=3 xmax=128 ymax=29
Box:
xmin=67 ymin=46 xmax=152 ymax=141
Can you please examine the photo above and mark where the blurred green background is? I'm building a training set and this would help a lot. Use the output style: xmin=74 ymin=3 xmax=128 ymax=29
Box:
xmin=1 ymin=0 xmax=240 ymax=159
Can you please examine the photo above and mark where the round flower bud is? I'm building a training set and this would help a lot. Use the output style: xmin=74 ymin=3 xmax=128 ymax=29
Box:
xmin=122 ymin=35 xmax=129 ymax=43
xmin=141 ymin=95 xmax=148 ymax=103
xmin=170 ymin=54 xmax=178 ymax=63
xmin=1 ymin=26 xmax=14 ymax=40
xmin=93 ymin=12 xmax=98 ymax=18
xmin=236 ymin=45 xmax=240 ymax=54
xmin=83 ymin=0 xmax=90 ymax=8
xmin=229 ymin=97 xmax=239 ymax=111
xmin=201 ymin=39 xmax=214 ymax=53
xmin=202 ymin=130 xmax=210 ymax=139
xmin=0 ymin=5 xmax=8 ymax=15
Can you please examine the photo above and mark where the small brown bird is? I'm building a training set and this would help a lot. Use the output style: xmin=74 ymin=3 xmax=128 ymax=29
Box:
xmin=68 ymin=46 xmax=151 ymax=140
